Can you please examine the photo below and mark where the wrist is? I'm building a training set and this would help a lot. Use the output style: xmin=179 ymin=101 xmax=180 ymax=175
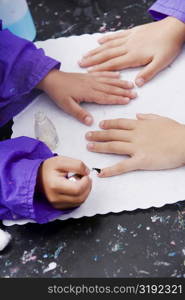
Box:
xmin=36 ymin=68 xmax=60 ymax=92
xmin=165 ymin=16 xmax=185 ymax=41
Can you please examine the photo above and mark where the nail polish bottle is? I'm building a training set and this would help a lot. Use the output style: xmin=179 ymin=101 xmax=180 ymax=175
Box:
xmin=34 ymin=111 xmax=59 ymax=151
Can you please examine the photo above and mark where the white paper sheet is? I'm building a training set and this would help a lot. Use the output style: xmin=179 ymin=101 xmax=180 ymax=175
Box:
xmin=4 ymin=32 xmax=185 ymax=226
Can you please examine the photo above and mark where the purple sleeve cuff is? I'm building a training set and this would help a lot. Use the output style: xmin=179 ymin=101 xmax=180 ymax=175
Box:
xmin=149 ymin=0 xmax=185 ymax=23
xmin=0 ymin=137 xmax=66 ymax=224
xmin=0 ymin=26 xmax=61 ymax=127
xmin=0 ymin=29 xmax=60 ymax=99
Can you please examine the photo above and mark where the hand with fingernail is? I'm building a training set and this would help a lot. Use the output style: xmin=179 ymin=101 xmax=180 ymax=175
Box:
xmin=37 ymin=69 xmax=137 ymax=126
xmin=37 ymin=156 xmax=92 ymax=209
xmin=79 ymin=17 xmax=185 ymax=87
xmin=86 ymin=114 xmax=185 ymax=177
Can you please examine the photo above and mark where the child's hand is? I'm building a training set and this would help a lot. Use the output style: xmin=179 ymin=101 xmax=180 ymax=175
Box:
xmin=37 ymin=69 xmax=136 ymax=126
xmin=37 ymin=156 xmax=92 ymax=209
xmin=86 ymin=114 xmax=185 ymax=177
xmin=79 ymin=17 xmax=185 ymax=86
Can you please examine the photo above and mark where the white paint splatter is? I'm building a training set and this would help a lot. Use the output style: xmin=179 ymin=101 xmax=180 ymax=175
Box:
xmin=0 ymin=229 xmax=11 ymax=251
xmin=111 ymin=243 xmax=123 ymax=252
xmin=43 ymin=262 xmax=57 ymax=273
xmin=117 ymin=224 xmax=127 ymax=233
xmin=154 ymin=261 xmax=170 ymax=266
xmin=21 ymin=248 xmax=37 ymax=264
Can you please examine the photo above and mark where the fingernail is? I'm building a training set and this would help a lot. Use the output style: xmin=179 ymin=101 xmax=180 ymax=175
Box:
xmin=85 ymin=167 xmax=90 ymax=174
xmin=83 ymin=53 xmax=89 ymax=58
xmin=123 ymin=97 xmax=130 ymax=102
xmin=98 ymin=171 xmax=104 ymax=177
xmin=87 ymin=143 xmax=94 ymax=150
xmin=99 ymin=121 xmax=105 ymax=128
xmin=130 ymin=91 xmax=137 ymax=98
xmin=85 ymin=116 xmax=93 ymax=126
xmin=86 ymin=132 xmax=92 ymax=139
xmin=135 ymin=78 xmax=145 ymax=87
xmin=128 ymin=82 xmax=134 ymax=88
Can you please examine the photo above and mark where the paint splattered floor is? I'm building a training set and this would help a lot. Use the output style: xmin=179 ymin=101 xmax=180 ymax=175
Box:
xmin=0 ymin=0 xmax=185 ymax=278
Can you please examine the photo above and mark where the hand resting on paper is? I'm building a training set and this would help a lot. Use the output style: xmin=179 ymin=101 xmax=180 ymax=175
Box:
xmin=86 ymin=114 xmax=185 ymax=177
xmin=79 ymin=17 xmax=185 ymax=86
xmin=37 ymin=156 xmax=92 ymax=209
xmin=37 ymin=69 xmax=137 ymax=126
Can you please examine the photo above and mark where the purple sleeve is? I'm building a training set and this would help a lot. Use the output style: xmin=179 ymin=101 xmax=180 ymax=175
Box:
xmin=149 ymin=0 xmax=185 ymax=23
xmin=0 ymin=137 xmax=66 ymax=224
xmin=0 ymin=23 xmax=61 ymax=127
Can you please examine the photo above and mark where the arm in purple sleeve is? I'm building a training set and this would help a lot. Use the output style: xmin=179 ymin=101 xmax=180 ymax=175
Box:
xmin=0 ymin=22 xmax=60 ymax=127
xmin=0 ymin=22 xmax=64 ymax=223
xmin=149 ymin=0 xmax=185 ymax=23
xmin=0 ymin=137 xmax=64 ymax=224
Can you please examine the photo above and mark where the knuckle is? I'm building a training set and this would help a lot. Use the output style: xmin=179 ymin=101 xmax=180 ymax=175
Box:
xmin=76 ymin=110 xmax=85 ymax=120
xmin=108 ymin=129 xmax=116 ymax=137
xmin=101 ymin=93 xmax=108 ymax=103
xmin=136 ymin=152 xmax=147 ymax=164
xmin=48 ymin=180 xmax=57 ymax=191
xmin=117 ymin=119 xmax=123 ymax=127
xmin=48 ymin=195 xmax=58 ymax=206
xmin=79 ymin=160 xmax=86 ymax=170
xmin=107 ymin=141 xmax=115 ymax=151
xmin=73 ymin=184 xmax=81 ymax=196
xmin=76 ymin=196 xmax=86 ymax=205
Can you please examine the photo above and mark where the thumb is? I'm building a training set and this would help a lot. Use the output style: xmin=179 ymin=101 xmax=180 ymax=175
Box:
xmin=135 ymin=58 xmax=163 ymax=87
xmin=136 ymin=113 xmax=162 ymax=120
xmin=64 ymin=98 xmax=93 ymax=126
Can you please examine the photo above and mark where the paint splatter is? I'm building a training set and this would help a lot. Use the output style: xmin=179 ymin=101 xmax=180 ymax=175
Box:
xmin=170 ymin=241 xmax=176 ymax=246
xmin=92 ymin=255 xmax=98 ymax=262
xmin=21 ymin=248 xmax=37 ymax=264
xmin=154 ymin=261 xmax=170 ymax=266
xmin=117 ymin=224 xmax=127 ymax=233
xmin=43 ymin=262 xmax=57 ymax=273
xmin=54 ymin=243 xmax=66 ymax=259
xmin=168 ymin=252 xmax=176 ymax=257
xmin=111 ymin=243 xmax=123 ymax=252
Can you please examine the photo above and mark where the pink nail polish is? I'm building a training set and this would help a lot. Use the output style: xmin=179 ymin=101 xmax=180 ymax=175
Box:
xmin=85 ymin=167 xmax=90 ymax=174
xmin=86 ymin=132 xmax=92 ymax=138
xmin=99 ymin=121 xmax=105 ymax=128
xmin=87 ymin=143 xmax=94 ymax=150
xmin=135 ymin=78 xmax=145 ymax=87
xmin=83 ymin=53 xmax=89 ymax=58
xmin=128 ymin=82 xmax=134 ymax=88
xmin=85 ymin=116 xmax=93 ymax=126
xmin=131 ymin=91 xmax=137 ymax=98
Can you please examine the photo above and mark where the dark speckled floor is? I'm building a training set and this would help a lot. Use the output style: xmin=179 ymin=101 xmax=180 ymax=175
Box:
xmin=0 ymin=0 xmax=185 ymax=278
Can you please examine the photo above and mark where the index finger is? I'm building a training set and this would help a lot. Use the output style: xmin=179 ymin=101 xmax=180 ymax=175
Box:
xmin=99 ymin=157 xmax=139 ymax=177
xmin=98 ymin=30 xmax=130 ymax=44
xmin=99 ymin=118 xmax=137 ymax=130
xmin=56 ymin=156 xmax=90 ymax=176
